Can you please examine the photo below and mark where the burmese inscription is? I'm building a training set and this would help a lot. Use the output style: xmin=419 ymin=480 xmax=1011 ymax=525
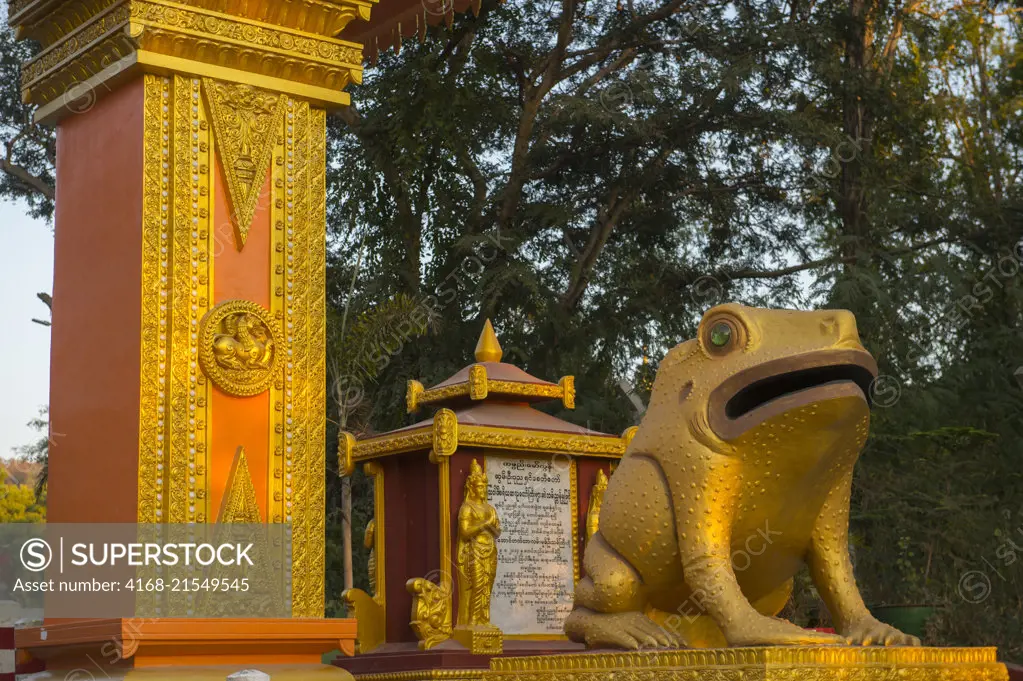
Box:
xmin=485 ymin=455 xmax=575 ymax=636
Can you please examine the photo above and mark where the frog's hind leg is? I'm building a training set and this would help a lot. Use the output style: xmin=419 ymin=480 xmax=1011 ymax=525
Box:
xmin=565 ymin=532 xmax=681 ymax=650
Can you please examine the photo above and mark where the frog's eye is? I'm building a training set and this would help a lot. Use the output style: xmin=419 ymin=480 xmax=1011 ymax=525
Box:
xmin=709 ymin=322 xmax=731 ymax=348
xmin=702 ymin=315 xmax=744 ymax=355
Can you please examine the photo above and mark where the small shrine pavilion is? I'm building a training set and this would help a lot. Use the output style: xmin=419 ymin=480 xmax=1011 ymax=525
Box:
xmin=339 ymin=320 xmax=635 ymax=668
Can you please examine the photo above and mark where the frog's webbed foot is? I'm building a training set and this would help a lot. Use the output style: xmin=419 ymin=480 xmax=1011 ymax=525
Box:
xmin=840 ymin=616 xmax=921 ymax=646
xmin=725 ymin=616 xmax=846 ymax=647
xmin=567 ymin=532 xmax=681 ymax=650
xmin=565 ymin=608 xmax=681 ymax=650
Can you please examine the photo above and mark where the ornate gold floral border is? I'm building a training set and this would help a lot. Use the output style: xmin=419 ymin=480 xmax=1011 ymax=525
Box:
xmin=343 ymin=647 xmax=1003 ymax=681
xmin=351 ymin=673 xmax=486 ymax=681
xmin=268 ymin=124 xmax=287 ymax=525
xmin=11 ymin=0 xmax=375 ymax=43
xmin=138 ymin=74 xmax=213 ymax=527
xmin=570 ymin=459 xmax=579 ymax=585
xmin=282 ymin=96 xmax=328 ymax=618
xmin=488 ymin=646 xmax=1004 ymax=680
xmin=351 ymin=421 xmax=627 ymax=465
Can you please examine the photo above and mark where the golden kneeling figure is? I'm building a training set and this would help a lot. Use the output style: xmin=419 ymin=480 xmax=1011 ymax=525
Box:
xmin=565 ymin=304 xmax=921 ymax=650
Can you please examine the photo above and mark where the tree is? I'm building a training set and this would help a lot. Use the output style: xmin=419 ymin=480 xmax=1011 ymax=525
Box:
xmin=0 ymin=461 xmax=46 ymax=523
xmin=12 ymin=406 xmax=50 ymax=497
xmin=0 ymin=16 xmax=54 ymax=219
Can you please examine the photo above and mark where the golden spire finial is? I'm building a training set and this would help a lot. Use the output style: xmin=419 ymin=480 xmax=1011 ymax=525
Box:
xmin=475 ymin=319 xmax=503 ymax=363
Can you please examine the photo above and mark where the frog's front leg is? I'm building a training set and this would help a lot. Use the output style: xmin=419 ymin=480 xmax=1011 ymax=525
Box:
xmin=806 ymin=473 xmax=920 ymax=646
xmin=681 ymin=537 xmax=846 ymax=646
xmin=673 ymin=459 xmax=845 ymax=647
xmin=565 ymin=532 xmax=681 ymax=650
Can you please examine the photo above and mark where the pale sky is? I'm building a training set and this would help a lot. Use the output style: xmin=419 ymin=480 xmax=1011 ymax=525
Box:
xmin=0 ymin=199 xmax=52 ymax=458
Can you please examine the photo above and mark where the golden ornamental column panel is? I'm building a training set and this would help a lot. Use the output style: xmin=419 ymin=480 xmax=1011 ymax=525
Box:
xmin=10 ymin=0 xmax=370 ymax=619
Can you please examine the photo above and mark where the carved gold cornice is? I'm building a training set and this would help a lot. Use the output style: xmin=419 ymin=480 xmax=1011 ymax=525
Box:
xmin=12 ymin=0 xmax=368 ymax=122
xmin=349 ymin=421 xmax=627 ymax=467
xmin=146 ymin=0 xmax=375 ymax=36
xmin=407 ymin=371 xmax=577 ymax=413
xmin=352 ymin=427 xmax=434 ymax=462
xmin=11 ymin=0 xmax=374 ymax=42
xmin=458 ymin=425 xmax=623 ymax=457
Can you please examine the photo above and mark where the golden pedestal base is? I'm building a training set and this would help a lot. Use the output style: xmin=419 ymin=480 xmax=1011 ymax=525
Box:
xmin=488 ymin=646 xmax=1007 ymax=681
xmin=452 ymin=625 xmax=504 ymax=656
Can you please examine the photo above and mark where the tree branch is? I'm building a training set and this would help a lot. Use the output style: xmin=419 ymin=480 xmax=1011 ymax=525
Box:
xmin=716 ymin=236 xmax=950 ymax=282
xmin=337 ymin=105 xmax=422 ymax=293
xmin=2 ymin=126 xmax=55 ymax=201
xmin=0 ymin=158 xmax=54 ymax=200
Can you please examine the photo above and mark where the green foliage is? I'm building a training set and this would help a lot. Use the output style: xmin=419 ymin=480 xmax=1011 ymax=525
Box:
xmin=324 ymin=291 xmax=432 ymax=614
xmin=852 ymin=426 xmax=1023 ymax=658
xmin=0 ymin=15 xmax=53 ymax=219
xmin=0 ymin=461 xmax=46 ymax=523
xmin=11 ymin=407 xmax=49 ymax=497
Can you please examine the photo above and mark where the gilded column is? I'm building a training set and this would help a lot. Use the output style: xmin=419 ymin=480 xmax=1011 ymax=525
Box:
xmin=11 ymin=0 xmax=370 ymax=619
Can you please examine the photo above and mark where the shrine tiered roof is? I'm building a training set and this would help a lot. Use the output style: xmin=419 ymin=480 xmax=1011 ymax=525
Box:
xmin=339 ymin=320 xmax=635 ymax=474
xmin=406 ymin=320 xmax=575 ymax=413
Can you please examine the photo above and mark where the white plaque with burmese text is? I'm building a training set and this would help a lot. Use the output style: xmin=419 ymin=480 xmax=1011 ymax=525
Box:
xmin=485 ymin=454 xmax=575 ymax=636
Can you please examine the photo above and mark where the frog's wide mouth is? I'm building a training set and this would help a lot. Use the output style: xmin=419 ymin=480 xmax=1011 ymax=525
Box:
xmin=707 ymin=349 xmax=878 ymax=441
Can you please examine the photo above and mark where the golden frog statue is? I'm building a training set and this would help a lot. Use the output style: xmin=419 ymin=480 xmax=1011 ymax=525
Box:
xmin=565 ymin=304 xmax=920 ymax=650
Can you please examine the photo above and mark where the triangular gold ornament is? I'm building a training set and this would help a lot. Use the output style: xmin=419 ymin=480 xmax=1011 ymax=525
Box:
xmin=203 ymin=79 xmax=286 ymax=250
xmin=197 ymin=445 xmax=286 ymax=617
xmin=217 ymin=445 xmax=263 ymax=523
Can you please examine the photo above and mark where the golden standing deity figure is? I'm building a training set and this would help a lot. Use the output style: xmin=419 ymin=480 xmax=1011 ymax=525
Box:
xmin=453 ymin=459 xmax=504 ymax=654
xmin=457 ymin=459 xmax=501 ymax=626
xmin=365 ymin=518 xmax=377 ymax=598
xmin=586 ymin=469 xmax=609 ymax=541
